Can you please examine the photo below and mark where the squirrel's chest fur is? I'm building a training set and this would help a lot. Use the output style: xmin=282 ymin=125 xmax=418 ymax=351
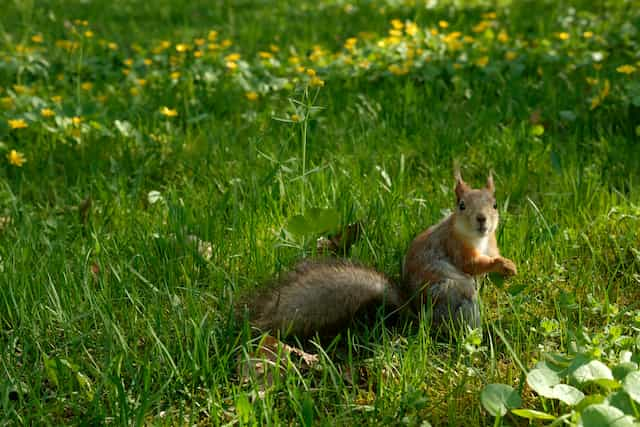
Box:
xmin=403 ymin=214 xmax=491 ymax=289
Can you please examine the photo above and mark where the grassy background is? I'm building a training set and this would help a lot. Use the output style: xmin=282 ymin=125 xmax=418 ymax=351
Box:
xmin=1 ymin=0 xmax=639 ymax=424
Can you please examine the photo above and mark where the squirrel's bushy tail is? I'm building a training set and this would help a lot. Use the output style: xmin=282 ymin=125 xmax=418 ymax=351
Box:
xmin=245 ymin=259 xmax=404 ymax=338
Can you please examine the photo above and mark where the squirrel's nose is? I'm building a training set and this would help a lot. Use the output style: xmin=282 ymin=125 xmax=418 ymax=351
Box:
xmin=476 ymin=214 xmax=486 ymax=224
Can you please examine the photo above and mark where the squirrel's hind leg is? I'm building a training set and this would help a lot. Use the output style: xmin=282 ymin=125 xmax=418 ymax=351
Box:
xmin=428 ymin=278 xmax=480 ymax=332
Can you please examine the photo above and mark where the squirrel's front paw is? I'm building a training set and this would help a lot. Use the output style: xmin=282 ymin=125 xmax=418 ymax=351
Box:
xmin=497 ymin=257 xmax=517 ymax=276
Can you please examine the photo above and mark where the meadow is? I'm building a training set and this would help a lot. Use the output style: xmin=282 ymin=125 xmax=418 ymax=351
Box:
xmin=1 ymin=0 xmax=640 ymax=425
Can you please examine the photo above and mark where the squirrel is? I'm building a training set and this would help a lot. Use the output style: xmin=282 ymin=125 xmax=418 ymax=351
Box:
xmin=244 ymin=171 xmax=517 ymax=338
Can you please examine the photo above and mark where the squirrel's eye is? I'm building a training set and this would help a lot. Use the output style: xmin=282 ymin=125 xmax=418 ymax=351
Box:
xmin=459 ymin=201 xmax=466 ymax=211
xmin=493 ymin=202 xmax=498 ymax=209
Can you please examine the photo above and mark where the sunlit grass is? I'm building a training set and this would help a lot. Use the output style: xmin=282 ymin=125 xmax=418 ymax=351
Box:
xmin=1 ymin=0 xmax=639 ymax=425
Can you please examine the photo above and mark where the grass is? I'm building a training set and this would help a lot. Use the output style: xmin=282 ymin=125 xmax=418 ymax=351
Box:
xmin=1 ymin=0 xmax=639 ymax=425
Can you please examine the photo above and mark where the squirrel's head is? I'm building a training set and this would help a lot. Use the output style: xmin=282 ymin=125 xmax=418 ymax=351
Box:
xmin=453 ymin=171 xmax=498 ymax=239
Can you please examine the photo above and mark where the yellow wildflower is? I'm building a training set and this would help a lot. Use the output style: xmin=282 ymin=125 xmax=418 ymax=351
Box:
xmin=143 ymin=58 xmax=152 ymax=66
xmin=194 ymin=38 xmax=205 ymax=46
xmin=81 ymin=82 xmax=93 ymax=91
xmin=497 ymin=30 xmax=509 ymax=43
xmin=430 ymin=28 xmax=439 ymax=36
xmin=225 ymin=61 xmax=237 ymax=70
xmin=224 ymin=53 xmax=241 ymax=62
xmin=472 ymin=21 xmax=491 ymax=33
xmin=309 ymin=76 xmax=325 ymax=87
xmin=221 ymin=39 xmax=232 ymax=48
xmin=583 ymin=31 xmax=593 ymax=39
xmin=270 ymin=44 xmax=279 ymax=52
xmin=482 ymin=12 xmax=497 ymax=19
xmin=616 ymin=64 xmax=636 ymax=74
xmin=194 ymin=51 xmax=203 ymax=58
xmin=175 ymin=43 xmax=189 ymax=53
xmin=31 ymin=34 xmax=43 ymax=43
xmin=259 ymin=51 xmax=273 ymax=59
xmin=556 ymin=32 xmax=570 ymax=40
xmin=1 ymin=97 xmax=13 ymax=108
xmin=8 ymin=119 xmax=28 ymax=129
xmin=438 ymin=20 xmax=449 ymax=29
xmin=52 ymin=95 xmax=62 ymax=104
xmin=586 ymin=77 xmax=599 ymax=86
xmin=160 ymin=107 xmax=178 ymax=117
xmin=475 ymin=56 xmax=489 ymax=67
xmin=344 ymin=37 xmax=358 ymax=50
xmin=12 ymin=85 xmax=27 ymax=94
xmin=245 ymin=91 xmax=259 ymax=101
xmin=129 ymin=87 xmax=139 ymax=96
xmin=122 ymin=69 xmax=130 ymax=76
xmin=41 ymin=108 xmax=55 ymax=118
xmin=208 ymin=30 xmax=218 ymax=41
xmin=505 ymin=51 xmax=517 ymax=61
xmin=124 ymin=58 xmax=133 ymax=67
xmin=405 ymin=22 xmax=418 ymax=36
xmin=7 ymin=150 xmax=26 ymax=167
xmin=170 ymin=71 xmax=181 ymax=80
xmin=306 ymin=68 xmax=316 ymax=77
xmin=72 ymin=116 xmax=83 ymax=125
xmin=391 ymin=19 xmax=404 ymax=30
xmin=290 ymin=114 xmax=301 ymax=122
xmin=84 ymin=30 xmax=94 ymax=38
xmin=108 ymin=42 xmax=118 ymax=50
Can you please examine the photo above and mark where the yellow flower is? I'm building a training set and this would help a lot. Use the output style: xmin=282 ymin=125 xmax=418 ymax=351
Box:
xmin=225 ymin=61 xmax=237 ymax=70
xmin=143 ymin=58 xmax=152 ymax=66
xmin=482 ymin=12 xmax=497 ymax=19
xmin=583 ymin=31 xmax=593 ymax=39
xmin=170 ymin=71 xmax=181 ymax=80
xmin=8 ymin=119 xmax=28 ymax=129
xmin=137 ymin=79 xmax=147 ymax=86
xmin=258 ymin=51 xmax=273 ymax=59
xmin=290 ymin=114 xmax=301 ymax=122
xmin=40 ymin=108 xmax=55 ymax=118
xmin=31 ymin=34 xmax=43 ymax=43
xmin=52 ymin=95 xmax=62 ymax=104
xmin=108 ymin=42 xmax=118 ymax=50
xmin=306 ymin=68 xmax=316 ymax=77
xmin=124 ymin=58 xmax=133 ymax=67
xmin=224 ymin=53 xmax=241 ymax=62
xmin=175 ymin=43 xmax=189 ymax=53
xmin=84 ymin=30 xmax=94 ymax=38
xmin=208 ymin=30 xmax=218 ymax=41
xmin=556 ymin=32 xmax=570 ymax=40
xmin=405 ymin=22 xmax=418 ymax=36
xmin=497 ymin=30 xmax=509 ymax=43
xmin=130 ymin=87 xmax=139 ymax=96
xmin=309 ymin=76 xmax=325 ymax=87
xmin=391 ymin=19 xmax=404 ymax=30
xmin=221 ymin=39 xmax=232 ymax=48
xmin=72 ymin=116 xmax=83 ymax=125
xmin=160 ymin=107 xmax=178 ymax=117
xmin=194 ymin=38 xmax=205 ymax=46
xmin=438 ymin=20 xmax=449 ymax=29
xmin=1 ymin=97 xmax=13 ymax=108
xmin=270 ymin=44 xmax=279 ymax=52
xmin=12 ymin=85 xmax=27 ymax=94
xmin=344 ymin=37 xmax=358 ymax=50
xmin=7 ymin=150 xmax=26 ymax=167
xmin=585 ymin=77 xmax=599 ymax=86
xmin=245 ymin=91 xmax=259 ymax=101
xmin=81 ymin=82 xmax=93 ymax=91
xmin=194 ymin=51 xmax=203 ymax=58
xmin=504 ymin=51 xmax=517 ymax=61
xmin=475 ymin=56 xmax=489 ymax=67
xmin=616 ymin=64 xmax=636 ymax=74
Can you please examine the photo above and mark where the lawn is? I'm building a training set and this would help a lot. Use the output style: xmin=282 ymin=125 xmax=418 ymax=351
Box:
xmin=1 ymin=0 xmax=639 ymax=425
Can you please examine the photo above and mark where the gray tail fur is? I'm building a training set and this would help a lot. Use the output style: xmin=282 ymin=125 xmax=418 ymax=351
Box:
xmin=243 ymin=259 xmax=404 ymax=338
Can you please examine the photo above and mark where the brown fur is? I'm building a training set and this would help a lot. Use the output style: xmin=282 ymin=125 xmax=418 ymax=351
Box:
xmin=245 ymin=172 xmax=517 ymax=337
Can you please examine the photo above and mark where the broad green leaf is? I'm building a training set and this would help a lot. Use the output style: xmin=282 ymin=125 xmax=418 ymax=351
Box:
xmin=286 ymin=215 xmax=310 ymax=236
xmin=480 ymin=384 xmax=522 ymax=417
xmin=592 ymin=378 xmax=622 ymax=391
xmin=613 ymin=363 xmax=638 ymax=382
xmin=570 ymin=359 xmax=614 ymax=385
xmin=607 ymin=391 xmax=636 ymax=416
xmin=576 ymin=394 xmax=606 ymax=412
xmin=511 ymin=409 xmax=556 ymax=420
xmin=527 ymin=366 xmax=560 ymax=396
xmin=579 ymin=404 xmax=639 ymax=427
xmin=550 ymin=384 xmax=585 ymax=406
xmin=622 ymin=371 xmax=640 ymax=402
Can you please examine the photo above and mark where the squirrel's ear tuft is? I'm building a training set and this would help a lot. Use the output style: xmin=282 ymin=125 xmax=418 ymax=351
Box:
xmin=486 ymin=171 xmax=495 ymax=193
xmin=454 ymin=170 xmax=470 ymax=200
